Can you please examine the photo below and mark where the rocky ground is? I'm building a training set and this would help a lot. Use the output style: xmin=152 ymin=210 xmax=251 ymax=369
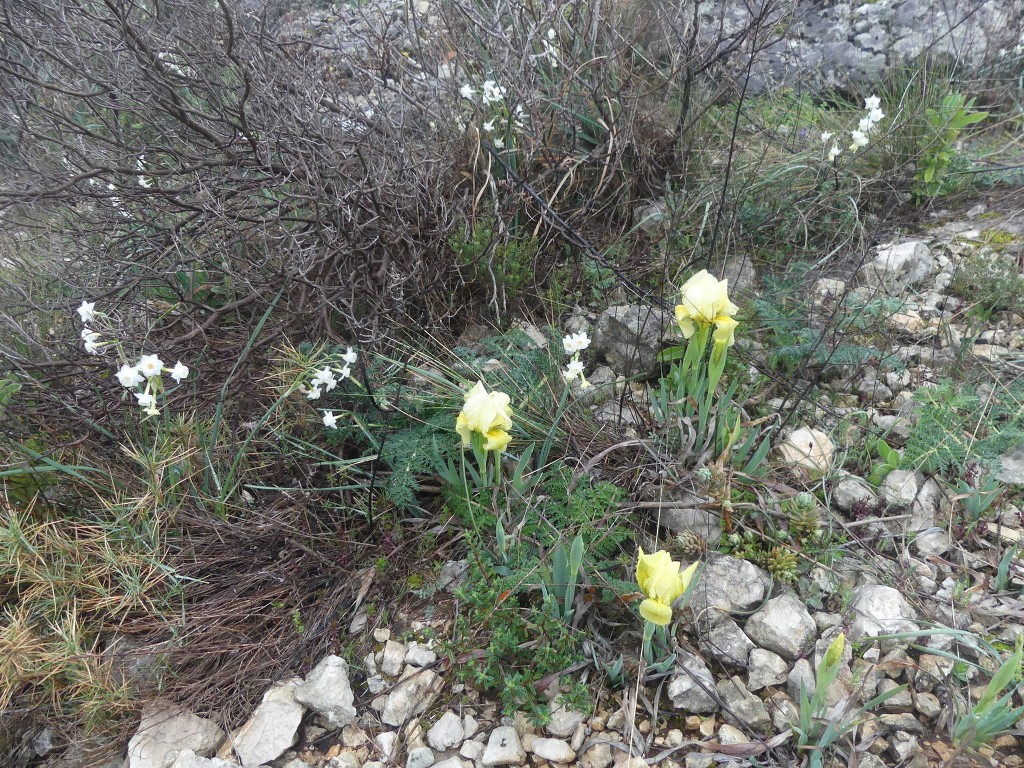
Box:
xmin=26 ymin=192 xmax=1024 ymax=768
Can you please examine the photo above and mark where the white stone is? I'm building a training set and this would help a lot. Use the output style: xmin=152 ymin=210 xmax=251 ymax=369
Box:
xmin=848 ymin=585 xmax=918 ymax=650
xmin=482 ymin=726 xmax=526 ymax=766
xmin=169 ymin=750 xmax=239 ymax=768
xmin=832 ymin=475 xmax=878 ymax=513
xmin=744 ymin=594 xmax=816 ymax=660
xmin=127 ymin=701 xmax=225 ymax=768
xmin=382 ymin=640 xmax=408 ymax=676
xmin=686 ymin=555 xmax=771 ymax=621
xmin=375 ymin=731 xmax=399 ymax=761
xmin=328 ymin=752 xmax=362 ymax=768
xmin=433 ymin=759 xmax=470 ymax=768
xmin=294 ymin=655 xmax=356 ymax=728
xmin=667 ymin=651 xmax=720 ymax=713
xmin=528 ymin=738 xmax=575 ymax=764
xmin=545 ymin=707 xmax=586 ymax=738
xmin=776 ymin=427 xmax=834 ymax=474
xmin=716 ymin=724 xmax=748 ymax=745
xmin=460 ymin=740 xmax=484 ymax=760
xmin=227 ymin=678 xmax=304 ymax=768
xmin=579 ymin=743 xmax=613 ymax=768
xmin=860 ymin=241 xmax=934 ymax=290
xmin=997 ymin=444 xmax=1024 ymax=485
xmin=879 ymin=470 xmax=918 ymax=506
xmin=405 ymin=641 xmax=438 ymax=667
xmin=408 ymin=747 xmax=436 ymax=768
xmin=913 ymin=529 xmax=951 ymax=557
xmin=746 ymin=649 xmax=789 ymax=691
xmin=384 ymin=671 xmax=440 ymax=726
xmin=427 ymin=711 xmax=465 ymax=752
xmin=462 ymin=715 xmax=479 ymax=740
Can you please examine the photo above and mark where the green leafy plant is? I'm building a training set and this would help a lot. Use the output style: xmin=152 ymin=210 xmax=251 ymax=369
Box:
xmin=904 ymin=380 xmax=1024 ymax=475
xmin=539 ymin=534 xmax=586 ymax=623
xmin=794 ymin=634 xmax=908 ymax=767
xmin=952 ymin=637 xmax=1024 ymax=750
xmin=914 ymin=92 xmax=987 ymax=199
xmin=955 ymin=474 xmax=1003 ymax=524
xmin=867 ymin=438 xmax=903 ymax=486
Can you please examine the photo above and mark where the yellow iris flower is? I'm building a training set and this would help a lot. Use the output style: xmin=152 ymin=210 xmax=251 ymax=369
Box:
xmin=455 ymin=381 xmax=513 ymax=452
xmin=636 ymin=548 xmax=699 ymax=626
xmin=674 ymin=270 xmax=739 ymax=347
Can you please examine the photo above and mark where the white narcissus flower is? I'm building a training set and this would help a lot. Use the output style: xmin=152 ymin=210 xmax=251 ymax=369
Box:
xmin=137 ymin=354 xmax=164 ymax=378
xmin=820 ymin=131 xmax=833 ymax=142
xmin=323 ymin=411 xmax=339 ymax=429
xmin=81 ymin=328 xmax=100 ymax=342
xmin=135 ymin=391 xmax=156 ymax=408
xmin=481 ymin=80 xmax=505 ymax=104
xmin=77 ymin=300 xmax=96 ymax=323
xmin=84 ymin=339 xmax=102 ymax=355
xmin=828 ymin=143 xmax=842 ymax=161
xmin=562 ymin=331 xmax=591 ymax=355
xmin=170 ymin=361 xmax=189 ymax=383
xmin=338 ymin=363 xmax=352 ymax=380
xmin=306 ymin=386 xmax=322 ymax=400
xmin=482 ymin=120 xmax=495 ymax=134
xmin=311 ymin=366 xmax=337 ymax=392
xmin=460 ymin=84 xmax=475 ymax=100
xmin=864 ymin=95 xmax=881 ymax=112
xmin=564 ymin=359 xmax=585 ymax=381
xmin=674 ymin=269 xmax=740 ymax=346
xmin=117 ymin=364 xmax=144 ymax=388
xmin=342 ymin=347 xmax=358 ymax=364
xmin=849 ymin=129 xmax=869 ymax=150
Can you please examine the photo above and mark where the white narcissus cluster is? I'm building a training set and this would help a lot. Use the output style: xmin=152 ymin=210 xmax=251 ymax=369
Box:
xmin=674 ymin=270 xmax=739 ymax=346
xmin=303 ymin=347 xmax=359 ymax=428
xmin=562 ymin=331 xmax=592 ymax=389
xmin=73 ymin=299 xmax=189 ymax=418
xmin=455 ymin=381 xmax=513 ymax=452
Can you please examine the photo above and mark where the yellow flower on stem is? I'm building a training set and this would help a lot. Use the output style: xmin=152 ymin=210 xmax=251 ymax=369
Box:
xmin=674 ymin=270 xmax=739 ymax=346
xmin=636 ymin=548 xmax=699 ymax=626
xmin=455 ymin=381 xmax=513 ymax=452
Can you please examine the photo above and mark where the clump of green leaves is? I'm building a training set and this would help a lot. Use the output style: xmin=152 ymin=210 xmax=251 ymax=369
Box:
xmin=753 ymin=268 xmax=902 ymax=376
xmin=913 ymin=92 xmax=987 ymax=199
xmin=445 ymin=550 xmax=588 ymax=721
xmin=952 ymin=637 xmax=1024 ymax=750
xmin=450 ymin=219 xmax=538 ymax=308
xmin=867 ymin=439 xmax=903 ymax=486
xmin=904 ymin=380 xmax=1024 ymax=475
xmin=949 ymin=248 xmax=1024 ymax=317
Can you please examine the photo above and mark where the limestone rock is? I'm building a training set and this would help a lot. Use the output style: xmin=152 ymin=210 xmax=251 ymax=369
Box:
xmin=746 ymin=649 xmax=789 ymax=691
xmin=544 ymin=707 xmax=586 ymax=739
xmin=382 ymin=640 xmax=407 ymax=676
xmin=382 ymin=669 xmax=441 ymax=726
xmin=744 ymin=594 xmax=816 ymax=660
xmin=848 ymin=585 xmax=918 ymax=650
xmin=169 ymin=751 xmax=239 ymax=768
xmin=127 ymin=702 xmax=224 ymax=768
xmin=405 ymin=642 xmax=437 ymax=668
xmin=716 ymin=676 xmax=771 ymax=732
xmin=832 ymin=474 xmax=878 ymax=513
xmin=776 ymin=427 xmax=834 ymax=475
xmin=227 ymin=678 xmax=304 ymax=768
xmin=879 ymin=470 xmax=919 ymax=507
xmin=686 ymin=555 xmax=771 ymax=623
xmin=407 ymin=747 xmax=436 ymax=768
xmin=482 ymin=726 xmax=526 ymax=766
xmin=427 ymin=711 xmax=465 ymax=752
xmin=997 ymin=444 xmax=1024 ymax=485
xmin=591 ymin=304 xmax=670 ymax=376
xmin=860 ymin=241 xmax=934 ymax=291
xmin=528 ymin=737 xmax=576 ymax=764
xmin=667 ymin=651 xmax=720 ymax=713
xmin=294 ymin=655 xmax=356 ymax=728
xmin=698 ymin=617 xmax=755 ymax=668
